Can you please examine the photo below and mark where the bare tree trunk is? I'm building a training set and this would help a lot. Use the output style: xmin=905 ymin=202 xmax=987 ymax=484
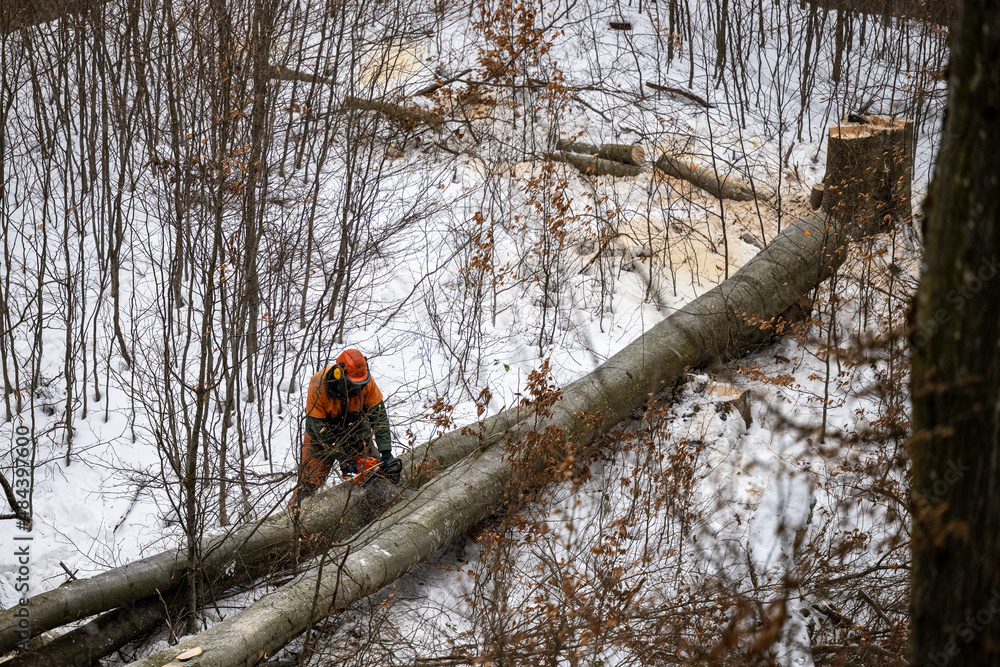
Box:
xmin=910 ymin=0 xmax=1000 ymax=663
xmin=108 ymin=203 xmax=133 ymax=368
xmin=236 ymin=0 xmax=280 ymax=404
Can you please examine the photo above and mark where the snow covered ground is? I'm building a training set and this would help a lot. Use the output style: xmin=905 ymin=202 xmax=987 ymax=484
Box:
xmin=0 ymin=0 xmax=941 ymax=663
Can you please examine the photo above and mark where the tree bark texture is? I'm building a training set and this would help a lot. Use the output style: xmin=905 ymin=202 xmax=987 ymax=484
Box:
xmin=127 ymin=204 xmax=862 ymax=667
xmin=910 ymin=0 xmax=1000 ymax=664
xmin=654 ymin=152 xmax=757 ymax=201
xmin=555 ymin=139 xmax=645 ymax=165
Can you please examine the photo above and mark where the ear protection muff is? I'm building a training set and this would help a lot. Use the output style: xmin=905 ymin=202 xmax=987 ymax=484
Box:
xmin=327 ymin=356 xmax=369 ymax=400
xmin=327 ymin=363 xmax=348 ymax=399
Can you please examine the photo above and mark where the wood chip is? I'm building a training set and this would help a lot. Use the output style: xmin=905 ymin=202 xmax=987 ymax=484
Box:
xmin=176 ymin=646 xmax=204 ymax=660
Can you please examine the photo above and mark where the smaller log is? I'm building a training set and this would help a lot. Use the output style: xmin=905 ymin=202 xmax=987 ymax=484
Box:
xmin=654 ymin=153 xmax=757 ymax=201
xmin=555 ymin=139 xmax=645 ymax=165
xmin=644 ymin=82 xmax=714 ymax=109
xmin=548 ymin=151 xmax=644 ymax=178
xmin=609 ymin=20 xmax=633 ymax=30
xmin=267 ymin=66 xmax=442 ymax=128
xmin=414 ymin=67 xmax=475 ymax=97
xmin=268 ymin=65 xmax=333 ymax=86
xmin=342 ymin=95 xmax=443 ymax=129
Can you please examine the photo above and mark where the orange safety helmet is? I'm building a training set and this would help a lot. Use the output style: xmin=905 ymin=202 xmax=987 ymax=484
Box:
xmin=326 ymin=348 xmax=371 ymax=398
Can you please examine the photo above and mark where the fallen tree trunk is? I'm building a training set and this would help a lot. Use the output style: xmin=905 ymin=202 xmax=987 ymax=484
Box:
xmin=341 ymin=95 xmax=443 ymax=129
xmin=555 ymin=139 xmax=645 ymax=165
xmin=127 ymin=202 xmax=866 ymax=667
xmin=654 ymin=152 xmax=758 ymax=201
xmin=547 ymin=151 xmax=644 ymax=178
xmin=0 ymin=402 xmax=533 ymax=655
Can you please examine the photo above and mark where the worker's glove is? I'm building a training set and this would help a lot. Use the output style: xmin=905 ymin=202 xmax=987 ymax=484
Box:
xmin=340 ymin=459 xmax=357 ymax=476
xmin=379 ymin=450 xmax=402 ymax=484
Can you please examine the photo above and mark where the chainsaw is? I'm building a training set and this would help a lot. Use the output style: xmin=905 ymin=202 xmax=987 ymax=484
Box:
xmin=340 ymin=455 xmax=403 ymax=485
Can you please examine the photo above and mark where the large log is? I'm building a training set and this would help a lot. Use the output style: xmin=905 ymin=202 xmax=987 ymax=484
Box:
xmin=127 ymin=201 xmax=867 ymax=666
xmin=0 ymin=402 xmax=533 ymax=655
xmin=653 ymin=153 xmax=758 ymax=201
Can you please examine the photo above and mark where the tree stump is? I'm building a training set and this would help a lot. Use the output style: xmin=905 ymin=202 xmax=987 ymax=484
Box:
xmin=809 ymin=183 xmax=825 ymax=210
xmin=706 ymin=380 xmax=753 ymax=429
xmin=822 ymin=114 xmax=913 ymax=237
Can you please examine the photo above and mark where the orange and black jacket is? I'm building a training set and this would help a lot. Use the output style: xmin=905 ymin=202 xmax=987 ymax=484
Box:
xmin=305 ymin=365 xmax=391 ymax=454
